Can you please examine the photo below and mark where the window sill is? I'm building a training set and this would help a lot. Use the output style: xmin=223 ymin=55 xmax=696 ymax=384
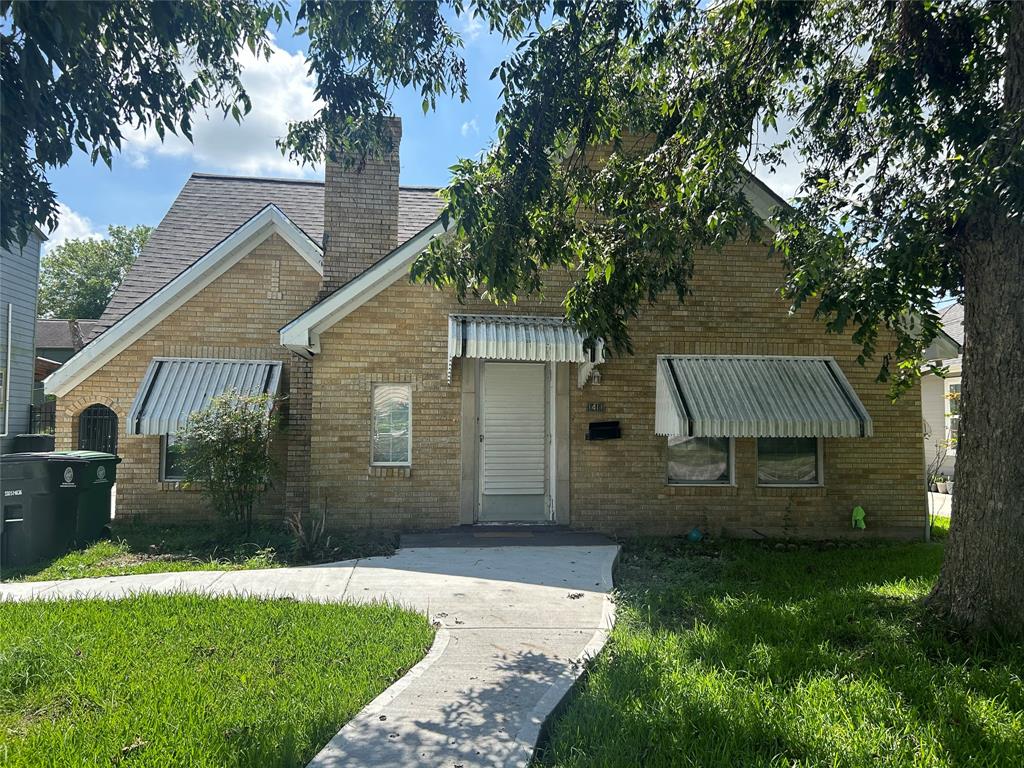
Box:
xmin=666 ymin=482 xmax=735 ymax=488
xmin=663 ymin=483 xmax=738 ymax=497
xmin=159 ymin=480 xmax=201 ymax=491
xmin=757 ymin=484 xmax=826 ymax=497
xmin=756 ymin=483 xmax=823 ymax=488
xmin=368 ymin=465 xmax=412 ymax=479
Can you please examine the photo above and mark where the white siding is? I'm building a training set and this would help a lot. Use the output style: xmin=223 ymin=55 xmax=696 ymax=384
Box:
xmin=1 ymin=232 xmax=42 ymax=452
xmin=921 ymin=373 xmax=956 ymax=476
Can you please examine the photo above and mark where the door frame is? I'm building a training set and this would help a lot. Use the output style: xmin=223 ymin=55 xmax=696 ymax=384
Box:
xmin=458 ymin=358 xmax=570 ymax=525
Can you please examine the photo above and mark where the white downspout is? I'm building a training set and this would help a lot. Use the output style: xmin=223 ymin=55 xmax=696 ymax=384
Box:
xmin=1 ymin=302 xmax=12 ymax=437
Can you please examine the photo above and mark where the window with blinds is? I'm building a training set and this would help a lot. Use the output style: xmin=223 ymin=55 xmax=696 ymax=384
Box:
xmin=371 ymin=384 xmax=412 ymax=466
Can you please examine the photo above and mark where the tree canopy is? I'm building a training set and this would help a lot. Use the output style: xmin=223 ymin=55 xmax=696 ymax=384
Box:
xmin=0 ymin=0 xmax=282 ymax=248
xmin=38 ymin=224 xmax=151 ymax=320
xmin=409 ymin=1 xmax=1019 ymax=394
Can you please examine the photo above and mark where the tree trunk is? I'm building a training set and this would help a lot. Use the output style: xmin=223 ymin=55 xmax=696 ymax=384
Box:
xmin=927 ymin=1 xmax=1024 ymax=636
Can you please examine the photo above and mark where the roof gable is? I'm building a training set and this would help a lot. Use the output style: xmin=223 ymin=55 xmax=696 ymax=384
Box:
xmin=45 ymin=205 xmax=321 ymax=397
xmin=278 ymin=176 xmax=790 ymax=353
xmin=90 ymin=174 xmax=444 ymax=341
xmin=280 ymin=218 xmax=448 ymax=355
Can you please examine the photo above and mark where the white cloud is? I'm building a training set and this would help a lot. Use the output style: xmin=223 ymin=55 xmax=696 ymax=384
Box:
xmin=120 ymin=39 xmax=322 ymax=178
xmin=44 ymin=204 xmax=102 ymax=254
xmin=460 ymin=14 xmax=484 ymax=42
xmin=461 ymin=117 xmax=479 ymax=137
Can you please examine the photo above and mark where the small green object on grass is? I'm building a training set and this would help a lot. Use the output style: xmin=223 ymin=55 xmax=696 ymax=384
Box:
xmin=852 ymin=505 xmax=866 ymax=529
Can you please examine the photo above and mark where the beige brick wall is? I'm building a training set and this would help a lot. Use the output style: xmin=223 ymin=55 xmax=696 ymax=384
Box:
xmin=58 ymin=226 xmax=926 ymax=539
xmin=310 ymin=239 xmax=926 ymax=539
xmin=55 ymin=234 xmax=322 ymax=524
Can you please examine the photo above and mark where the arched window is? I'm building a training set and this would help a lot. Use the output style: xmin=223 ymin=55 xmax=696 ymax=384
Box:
xmin=78 ymin=404 xmax=118 ymax=454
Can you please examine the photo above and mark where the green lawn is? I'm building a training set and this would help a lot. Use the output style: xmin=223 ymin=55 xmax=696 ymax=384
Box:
xmin=1 ymin=522 xmax=396 ymax=582
xmin=537 ymin=534 xmax=1023 ymax=768
xmin=0 ymin=594 xmax=432 ymax=767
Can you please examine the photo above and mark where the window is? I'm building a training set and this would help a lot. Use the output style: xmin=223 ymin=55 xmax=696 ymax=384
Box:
xmin=371 ymin=384 xmax=411 ymax=466
xmin=945 ymin=380 xmax=961 ymax=454
xmin=757 ymin=437 xmax=821 ymax=485
xmin=160 ymin=435 xmax=186 ymax=481
xmin=667 ymin=436 xmax=733 ymax=485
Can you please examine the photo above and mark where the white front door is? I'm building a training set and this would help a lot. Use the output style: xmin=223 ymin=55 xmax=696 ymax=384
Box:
xmin=478 ymin=361 xmax=549 ymax=522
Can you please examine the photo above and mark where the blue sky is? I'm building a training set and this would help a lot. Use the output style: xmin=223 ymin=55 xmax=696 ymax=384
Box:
xmin=44 ymin=10 xmax=805 ymax=254
xmin=44 ymin=12 xmax=510 ymax=250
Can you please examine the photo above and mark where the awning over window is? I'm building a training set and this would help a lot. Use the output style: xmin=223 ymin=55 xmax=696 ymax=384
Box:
xmin=128 ymin=357 xmax=282 ymax=435
xmin=447 ymin=314 xmax=600 ymax=382
xmin=655 ymin=355 xmax=872 ymax=438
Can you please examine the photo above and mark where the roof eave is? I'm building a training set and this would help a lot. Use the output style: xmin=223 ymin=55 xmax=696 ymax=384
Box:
xmin=279 ymin=217 xmax=449 ymax=353
xmin=45 ymin=205 xmax=322 ymax=398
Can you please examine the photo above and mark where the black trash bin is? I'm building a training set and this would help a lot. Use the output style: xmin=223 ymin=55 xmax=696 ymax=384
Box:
xmin=0 ymin=452 xmax=83 ymax=572
xmin=51 ymin=451 xmax=120 ymax=545
xmin=12 ymin=433 xmax=56 ymax=452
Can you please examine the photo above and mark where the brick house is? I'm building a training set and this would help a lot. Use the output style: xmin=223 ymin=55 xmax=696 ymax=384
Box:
xmin=46 ymin=119 xmax=937 ymax=539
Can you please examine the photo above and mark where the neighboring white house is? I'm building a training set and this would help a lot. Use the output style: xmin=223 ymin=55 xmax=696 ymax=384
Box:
xmin=922 ymin=302 xmax=964 ymax=480
xmin=1 ymin=230 xmax=45 ymax=453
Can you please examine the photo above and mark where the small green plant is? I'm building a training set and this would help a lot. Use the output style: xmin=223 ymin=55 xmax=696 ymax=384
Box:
xmin=176 ymin=390 xmax=278 ymax=535
xmin=287 ymin=503 xmax=330 ymax=560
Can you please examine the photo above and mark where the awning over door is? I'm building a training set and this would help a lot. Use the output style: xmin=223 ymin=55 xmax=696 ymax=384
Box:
xmin=128 ymin=357 xmax=282 ymax=435
xmin=447 ymin=314 xmax=600 ymax=382
xmin=655 ymin=355 xmax=872 ymax=438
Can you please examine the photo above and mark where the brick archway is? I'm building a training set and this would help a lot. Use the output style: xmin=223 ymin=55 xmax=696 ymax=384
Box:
xmin=61 ymin=396 xmax=123 ymax=453
xmin=77 ymin=403 xmax=119 ymax=453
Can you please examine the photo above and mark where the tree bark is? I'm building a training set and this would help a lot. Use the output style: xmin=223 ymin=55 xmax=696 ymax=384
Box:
xmin=927 ymin=1 xmax=1024 ymax=636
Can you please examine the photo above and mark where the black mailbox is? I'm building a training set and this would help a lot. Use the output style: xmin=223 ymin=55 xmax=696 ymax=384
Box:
xmin=586 ymin=420 xmax=621 ymax=440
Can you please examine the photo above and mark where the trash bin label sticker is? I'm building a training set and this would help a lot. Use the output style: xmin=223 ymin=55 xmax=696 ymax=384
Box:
xmin=96 ymin=465 xmax=107 ymax=482
xmin=3 ymin=489 xmax=22 ymax=497
xmin=60 ymin=467 xmax=76 ymax=487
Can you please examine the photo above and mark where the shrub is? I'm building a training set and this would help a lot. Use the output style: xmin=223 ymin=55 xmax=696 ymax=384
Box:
xmin=176 ymin=390 xmax=278 ymax=535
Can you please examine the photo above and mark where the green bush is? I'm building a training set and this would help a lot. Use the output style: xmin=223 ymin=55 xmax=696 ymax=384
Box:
xmin=177 ymin=391 xmax=277 ymax=535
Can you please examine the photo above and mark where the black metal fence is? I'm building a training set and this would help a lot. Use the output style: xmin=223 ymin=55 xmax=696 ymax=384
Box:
xmin=29 ymin=400 xmax=56 ymax=435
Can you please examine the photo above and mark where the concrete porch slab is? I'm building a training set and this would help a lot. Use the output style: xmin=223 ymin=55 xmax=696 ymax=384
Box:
xmin=400 ymin=526 xmax=615 ymax=549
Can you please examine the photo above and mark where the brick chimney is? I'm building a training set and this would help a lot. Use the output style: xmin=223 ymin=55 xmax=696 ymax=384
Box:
xmin=321 ymin=117 xmax=401 ymax=294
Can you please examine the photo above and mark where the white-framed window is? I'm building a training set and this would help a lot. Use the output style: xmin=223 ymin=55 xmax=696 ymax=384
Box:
xmin=371 ymin=384 xmax=412 ymax=466
xmin=160 ymin=434 xmax=186 ymax=481
xmin=945 ymin=379 xmax=961 ymax=454
xmin=757 ymin=437 xmax=822 ymax=486
xmin=667 ymin=436 xmax=734 ymax=485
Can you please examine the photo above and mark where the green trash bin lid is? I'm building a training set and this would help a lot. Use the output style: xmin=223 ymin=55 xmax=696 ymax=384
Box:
xmin=50 ymin=451 xmax=121 ymax=462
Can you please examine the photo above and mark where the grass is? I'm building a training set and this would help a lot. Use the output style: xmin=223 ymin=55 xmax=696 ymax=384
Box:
xmin=1 ymin=522 xmax=397 ymax=582
xmin=0 ymin=594 xmax=433 ymax=767
xmin=537 ymin=535 xmax=1023 ymax=768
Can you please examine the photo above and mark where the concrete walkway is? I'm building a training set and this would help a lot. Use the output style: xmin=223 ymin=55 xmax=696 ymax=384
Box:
xmin=0 ymin=539 xmax=619 ymax=768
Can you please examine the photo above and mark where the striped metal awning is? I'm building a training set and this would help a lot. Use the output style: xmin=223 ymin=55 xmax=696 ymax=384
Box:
xmin=655 ymin=355 xmax=872 ymax=438
xmin=447 ymin=314 xmax=600 ymax=381
xmin=128 ymin=357 xmax=282 ymax=435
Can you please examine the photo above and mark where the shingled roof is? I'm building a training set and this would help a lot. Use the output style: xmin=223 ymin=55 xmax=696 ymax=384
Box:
xmin=37 ymin=318 xmax=102 ymax=350
xmin=89 ymin=173 xmax=444 ymax=341
xmin=939 ymin=302 xmax=964 ymax=346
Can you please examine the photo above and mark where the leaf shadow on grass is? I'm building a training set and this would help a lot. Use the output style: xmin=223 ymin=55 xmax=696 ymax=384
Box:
xmin=537 ymin=538 xmax=1024 ymax=768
